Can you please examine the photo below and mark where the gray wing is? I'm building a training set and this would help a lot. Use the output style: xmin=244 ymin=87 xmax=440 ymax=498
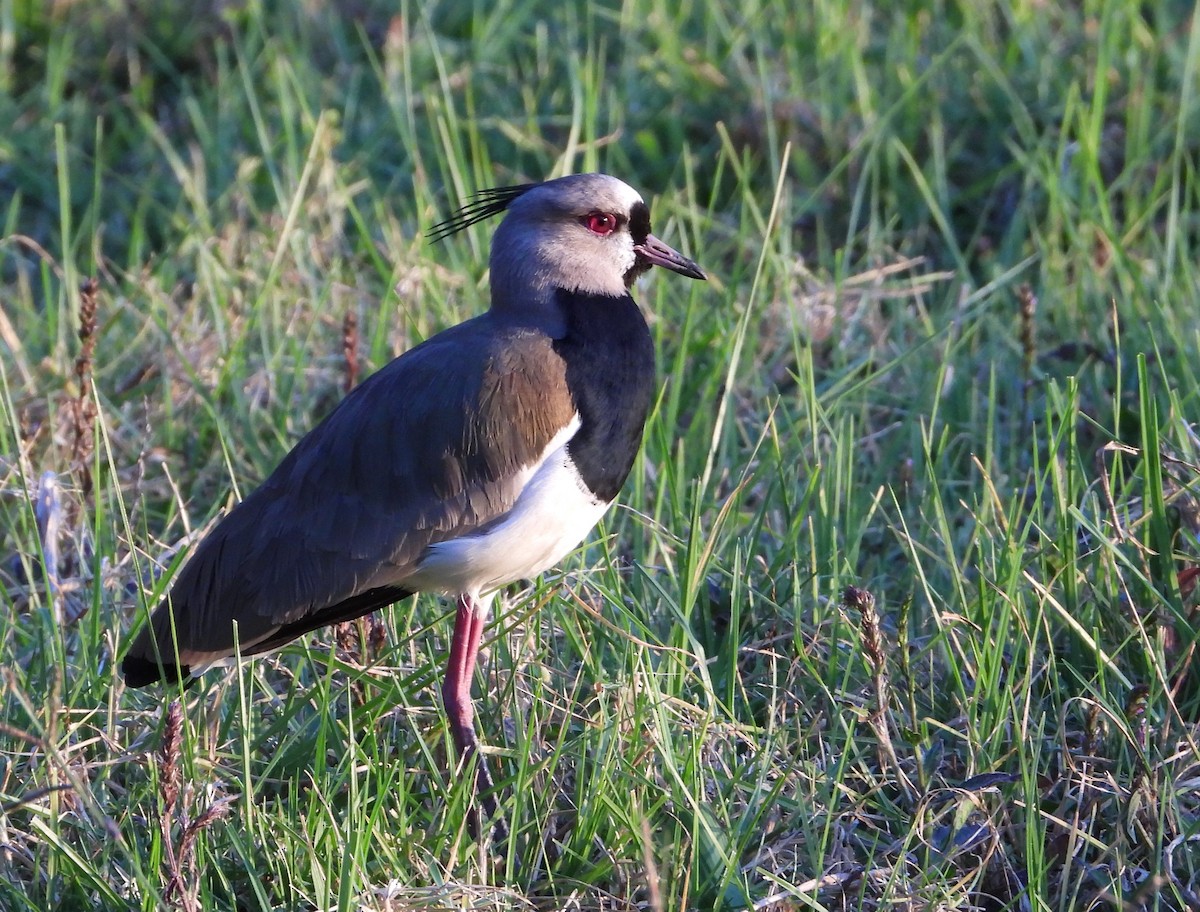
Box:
xmin=124 ymin=315 xmax=575 ymax=678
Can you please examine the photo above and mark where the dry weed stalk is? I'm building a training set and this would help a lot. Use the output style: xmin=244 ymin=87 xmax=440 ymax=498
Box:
xmin=843 ymin=585 xmax=914 ymax=801
xmin=342 ymin=306 xmax=360 ymax=394
xmin=158 ymin=700 xmax=233 ymax=911
xmin=333 ymin=307 xmax=388 ymax=662
xmin=70 ymin=278 xmax=100 ymax=498
xmin=1016 ymin=283 xmax=1037 ymax=389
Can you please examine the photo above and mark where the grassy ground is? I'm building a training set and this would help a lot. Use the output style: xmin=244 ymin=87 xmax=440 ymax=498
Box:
xmin=3 ymin=0 xmax=1200 ymax=909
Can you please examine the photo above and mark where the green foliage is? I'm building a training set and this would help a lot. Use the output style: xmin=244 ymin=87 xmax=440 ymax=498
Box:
xmin=3 ymin=0 xmax=1200 ymax=909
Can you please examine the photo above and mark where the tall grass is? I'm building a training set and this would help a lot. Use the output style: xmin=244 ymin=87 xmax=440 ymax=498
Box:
xmin=2 ymin=0 xmax=1200 ymax=909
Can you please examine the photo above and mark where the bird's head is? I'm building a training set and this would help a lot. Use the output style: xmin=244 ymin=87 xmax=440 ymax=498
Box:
xmin=430 ymin=173 xmax=705 ymax=305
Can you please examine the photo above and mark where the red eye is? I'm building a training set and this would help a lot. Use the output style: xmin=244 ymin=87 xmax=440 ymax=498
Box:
xmin=583 ymin=212 xmax=617 ymax=235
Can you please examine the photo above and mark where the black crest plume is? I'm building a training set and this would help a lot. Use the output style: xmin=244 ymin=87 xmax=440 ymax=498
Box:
xmin=427 ymin=183 xmax=541 ymax=242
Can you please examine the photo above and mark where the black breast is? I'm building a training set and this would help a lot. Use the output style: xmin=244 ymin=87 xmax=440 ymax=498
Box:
xmin=552 ymin=288 xmax=656 ymax=503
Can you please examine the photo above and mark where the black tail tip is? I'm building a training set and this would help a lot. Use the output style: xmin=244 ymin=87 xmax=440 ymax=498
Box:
xmin=121 ymin=655 xmax=189 ymax=688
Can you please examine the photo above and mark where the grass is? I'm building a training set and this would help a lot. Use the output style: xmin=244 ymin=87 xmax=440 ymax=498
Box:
xmin=3 ymin=0 xmax=1200 ymax=908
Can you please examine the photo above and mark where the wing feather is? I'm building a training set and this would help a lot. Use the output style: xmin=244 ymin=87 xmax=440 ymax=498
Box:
xmin=123 ymin=315 xmax=574 ymax=681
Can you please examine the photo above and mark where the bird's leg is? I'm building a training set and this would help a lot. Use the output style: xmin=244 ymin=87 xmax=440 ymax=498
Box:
xmin=442 ymin=593 xmax=507 ymax=842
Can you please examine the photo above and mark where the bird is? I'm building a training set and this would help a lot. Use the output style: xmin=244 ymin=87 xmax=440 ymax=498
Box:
xmin=121 ymin=172 xmax=706 ymax=832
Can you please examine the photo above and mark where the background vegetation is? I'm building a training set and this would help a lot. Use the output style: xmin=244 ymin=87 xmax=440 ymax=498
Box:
xmin=3 ymin=0 xmax=1200 ymax=908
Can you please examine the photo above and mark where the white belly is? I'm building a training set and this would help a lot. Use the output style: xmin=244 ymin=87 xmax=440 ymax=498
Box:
xmin=407 ymin=425 xmax=611 ymax=598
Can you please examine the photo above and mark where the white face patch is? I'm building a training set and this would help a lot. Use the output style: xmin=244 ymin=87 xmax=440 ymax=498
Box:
xmin=612 ymin=233 xmax=637 ymax=278
xmin=604 ymin=176 xmax=644 ymax=212
xmin=406 ymin=415 xmax=611 ymax=598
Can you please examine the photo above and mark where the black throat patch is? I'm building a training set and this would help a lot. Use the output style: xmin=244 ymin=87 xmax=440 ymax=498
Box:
xmin=552 ymin=287 xmax=656 ymax=503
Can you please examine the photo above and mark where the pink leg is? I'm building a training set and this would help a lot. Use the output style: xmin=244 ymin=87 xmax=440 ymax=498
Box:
xmin=443 ymin=594 xmax=488 ymax=757
xmin=442 ymin=594 xmax=506 ymax=839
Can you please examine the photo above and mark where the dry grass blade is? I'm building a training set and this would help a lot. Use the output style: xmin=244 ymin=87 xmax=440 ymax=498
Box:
xmin=33 ymin=471 xmax=63 ymax=621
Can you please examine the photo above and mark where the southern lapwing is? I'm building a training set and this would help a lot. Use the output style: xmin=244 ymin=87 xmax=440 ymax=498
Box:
xmin=122 ymin=172 xmax=705 ymax=830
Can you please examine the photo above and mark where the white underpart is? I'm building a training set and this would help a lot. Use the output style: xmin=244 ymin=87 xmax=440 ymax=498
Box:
xmin=407 ymin=414 xmax=610 ymax=605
